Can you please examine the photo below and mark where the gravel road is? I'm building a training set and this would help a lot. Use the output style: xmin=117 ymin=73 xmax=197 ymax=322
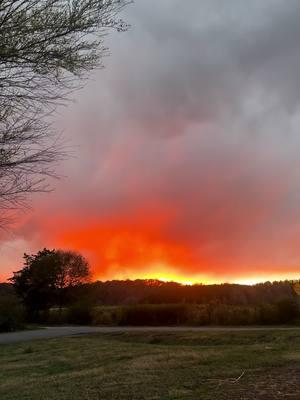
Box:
xmin=1 ymin=325 xmax=300 ymax=345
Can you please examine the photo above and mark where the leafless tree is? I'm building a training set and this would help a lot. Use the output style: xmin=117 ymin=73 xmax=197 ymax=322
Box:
xmin=0 ymin=0 xmax=130 ymax=218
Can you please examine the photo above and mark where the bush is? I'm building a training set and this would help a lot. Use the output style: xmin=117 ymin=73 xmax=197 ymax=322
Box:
xmin=258 ymin=303 xmax=280 ymax=324
xmin=92 ymin=306 xmax=124 ymax=326
xmin=47 ymin=308 xmax=68 ymax=325
xmin=187 ymin=304 xmax=211 ymax=325
xmin=67 ymin=302 xmax=93 ymax=325
xmin=17 ymin=300 xmax=300 ymax=327
xmin=87 ymin=303 xmax=300 ymax=327
xmin=0 ymin=295 xmax=24 ymax=332
xmin=209 ymin=304 xmax=257 ymax=325
xmin=276 ymin=298 xmax=299 ymax=323
xmin=120 ymin=304 xmax=188 ymax=326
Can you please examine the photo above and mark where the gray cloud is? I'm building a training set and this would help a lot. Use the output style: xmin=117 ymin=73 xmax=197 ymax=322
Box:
xmin=3 ymin=0 xmax=300 ymax=281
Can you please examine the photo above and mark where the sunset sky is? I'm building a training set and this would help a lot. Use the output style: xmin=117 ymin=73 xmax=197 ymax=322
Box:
xmin=2 ymin=0 xmax=300 ymax=284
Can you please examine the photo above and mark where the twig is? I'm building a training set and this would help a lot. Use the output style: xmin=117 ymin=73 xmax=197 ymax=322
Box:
xmin=233 ymin=370 xmax=245 ymax=383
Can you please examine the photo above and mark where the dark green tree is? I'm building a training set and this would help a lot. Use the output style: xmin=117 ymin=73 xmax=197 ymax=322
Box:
xmin=10 ymin=248 xmax=90 ymax=320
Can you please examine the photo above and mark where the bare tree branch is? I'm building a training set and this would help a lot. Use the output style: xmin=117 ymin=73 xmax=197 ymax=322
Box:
xmin=0 ymin=0 xmax=130 ymax=222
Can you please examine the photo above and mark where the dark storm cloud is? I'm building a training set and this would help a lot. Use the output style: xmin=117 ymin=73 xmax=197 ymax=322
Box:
xmin=105 ymin=0 xmax=300 ymax=128
xmin=3 ymin=0 xmax=300 ymax=281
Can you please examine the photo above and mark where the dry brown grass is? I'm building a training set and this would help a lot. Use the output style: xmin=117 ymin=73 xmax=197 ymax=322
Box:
xmin=0 ymin=330 xmax=300 ymax=399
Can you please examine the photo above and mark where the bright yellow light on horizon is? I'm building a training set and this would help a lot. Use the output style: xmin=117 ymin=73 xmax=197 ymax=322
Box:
xmin=233 ymin=272 xmax=300 ymax=286
xmin=93 ymin=261 xmax=300 ymax=286
xmin=95 ymin=263 xmax=300 ymax=286
xmin=96 ymin=262 xmax=216 ymax=285
xmin=151 ymin=275 xmax=199 ymax=286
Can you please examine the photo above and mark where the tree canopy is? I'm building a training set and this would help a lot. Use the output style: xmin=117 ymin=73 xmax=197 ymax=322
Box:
xmin=10 ymin=248 xmax=90 ymax=318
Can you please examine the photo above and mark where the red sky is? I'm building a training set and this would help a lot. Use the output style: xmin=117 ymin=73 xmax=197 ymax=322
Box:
xmin=1 ymin=0 xmax=300 ymax=284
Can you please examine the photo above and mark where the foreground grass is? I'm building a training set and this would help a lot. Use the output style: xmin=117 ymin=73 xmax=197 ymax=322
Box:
xmin=0 ymin=330 xmax=300 ymax=399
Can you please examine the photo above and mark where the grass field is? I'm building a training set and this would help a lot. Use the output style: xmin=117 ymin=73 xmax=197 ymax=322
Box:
xmin=0 ymin=330 xmax=300 ymax=399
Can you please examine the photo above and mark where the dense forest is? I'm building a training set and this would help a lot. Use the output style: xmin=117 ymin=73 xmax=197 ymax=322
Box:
xmin=1 ymin=278 xmax=298 ymax=307
xmin=69 ymin=279 xmax=297 ymax=306
xmin=1 ymin=279 xmax=299 ymax=330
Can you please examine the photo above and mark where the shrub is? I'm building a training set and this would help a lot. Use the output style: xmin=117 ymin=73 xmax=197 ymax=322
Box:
xmin=187 ymin=304 xmax=211 ymax=325
xmin=120 ymin=304 xmax=188 ymax=326
xmin=92 ymin=306 xmax=124 ymax=326
xmin=67 ymin=302 xmax=93 ymax=325
xmin=276 ymin=298 xmax=299 ymax=323
xmin=209 ymin=304 xmax=257 ymax=325
xmin=47 ymin=308 xmax=69 ymax=325
xmin=258 ymin=303 xmax=280 ymax=324
xmin=0 ymin=295 xmax=24 ymax=332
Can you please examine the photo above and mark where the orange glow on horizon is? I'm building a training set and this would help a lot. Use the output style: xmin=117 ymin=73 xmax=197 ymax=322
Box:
xmin=95 ymin=261 xmax=215 ymax=285
xmin=26 ymin=212 xmax=300 ymax=287
xmin=94 ymin=261 xmax=300 ymax=286
xmin=93 ymin=270 xmax=300 ymax=286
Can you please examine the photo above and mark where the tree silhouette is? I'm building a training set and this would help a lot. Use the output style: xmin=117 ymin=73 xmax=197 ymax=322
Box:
xmin=0 ymin=0 xmax=130 ymax=218
xmin=10 ymin=248 xmax=90 ymax=319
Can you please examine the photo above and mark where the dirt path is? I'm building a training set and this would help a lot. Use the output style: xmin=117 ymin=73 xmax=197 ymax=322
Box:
xmin=1 ymin=325 xmax=300 ymax=345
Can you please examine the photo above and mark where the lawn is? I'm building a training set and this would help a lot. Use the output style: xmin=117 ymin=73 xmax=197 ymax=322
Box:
xmin=0 ymin=329 xmax=300 ymax=399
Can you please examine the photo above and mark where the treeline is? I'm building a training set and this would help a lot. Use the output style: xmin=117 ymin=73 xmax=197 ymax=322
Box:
xmin=61 ymin=279 xmax=300 ymax=326
xmin=1 ymin=279 xmax=300 ymax=331
xmin=2 ymin=278 xmax=297 ymax=309
xmin=70 ymin=279 xmax=297 ymax=306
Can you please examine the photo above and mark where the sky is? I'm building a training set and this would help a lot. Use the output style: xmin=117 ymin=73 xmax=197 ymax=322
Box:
xmin=2 ymin=0 xmax=300 ymax=284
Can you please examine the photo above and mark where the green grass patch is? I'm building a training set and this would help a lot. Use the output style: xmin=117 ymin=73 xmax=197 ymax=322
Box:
xmin=0 ymin=330 xmax=300 ymax=399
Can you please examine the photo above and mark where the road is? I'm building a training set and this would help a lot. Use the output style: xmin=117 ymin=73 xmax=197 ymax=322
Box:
xmin=1 ymin=325 xmax=300 ymax=345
